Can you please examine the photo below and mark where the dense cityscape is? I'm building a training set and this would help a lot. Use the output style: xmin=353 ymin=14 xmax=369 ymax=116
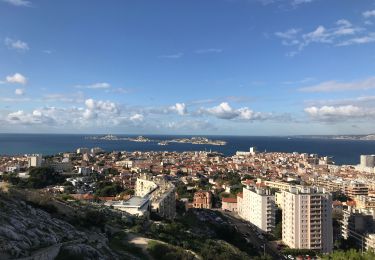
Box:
xmin=2 ymin=0 xmax=375 ymax=259
xmin=1 ymin=146 xmax=375 ymax=259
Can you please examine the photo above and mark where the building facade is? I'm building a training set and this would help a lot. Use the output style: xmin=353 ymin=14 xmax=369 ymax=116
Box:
xmin=135 ymin=173 xmax=176 ymax=219
xmin=193 ymin=191 xmax=212 ymax=209
xmin=281 ymin=186 xmax=333 ymax=254
xmin=221 ymin=197 xmax=237 ymax=212
xmin=27 ymin=154 xmax=42 ymax=168
xmin=239 ymin=186 xmax=275 ymax=233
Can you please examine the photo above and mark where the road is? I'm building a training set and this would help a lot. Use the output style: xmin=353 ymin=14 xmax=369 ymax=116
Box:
xmin=220 ymin=210 xmax=282 ymax=260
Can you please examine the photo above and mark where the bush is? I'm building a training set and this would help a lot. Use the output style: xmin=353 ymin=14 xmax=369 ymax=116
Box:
xmin=95 ymin=181 xmax=124 ymax=196
xmin=200 ymin=240 xmax=249 ymax=260
xmin=147 ymin=241 xmax=196 ymax=260
xmin=321 ymin=249 xmax=375 ymax=260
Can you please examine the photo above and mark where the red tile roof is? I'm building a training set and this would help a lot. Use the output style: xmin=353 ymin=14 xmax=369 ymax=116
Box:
xmin=222 ymin=197 xmax=237 ymax=203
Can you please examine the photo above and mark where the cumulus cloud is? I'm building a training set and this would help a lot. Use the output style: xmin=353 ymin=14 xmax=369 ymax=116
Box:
xmin=5 ymin=98 xmax=122 ymax=127
xmin=83 ymin=98 xmax=120 ymax=120
xmin=5 ymin=73 xmax=27 ymax=84
xmin=1 ymin=0 xmax=30 ymax=7
xmin=299 ymin=77 xmax=375 ymax=92
xmin=7 ymin=110 xmax=55 ymax=125
xmin=169 ymin=103 xmax=187 ymax=115
xmin=199 ymin=102 xmax=269 ymax=121
xmin=14 ymin=88 xmax=25 ymax=95
xmin=304 ymin=105 xmax=375 ymax=121
xmin=130 ymin=113 xmax=144 ymax=122
xmin=4 ymin=38 xmax=29 ymax=51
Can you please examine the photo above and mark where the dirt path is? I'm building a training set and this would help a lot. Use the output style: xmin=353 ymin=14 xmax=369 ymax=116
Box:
xmin=0 ymin=182 xmax=9 ymax=193
xmin=126 ymin=232 xmax=201 ymax=260
xmin=126 ymin=233 xmax=154 ymax=260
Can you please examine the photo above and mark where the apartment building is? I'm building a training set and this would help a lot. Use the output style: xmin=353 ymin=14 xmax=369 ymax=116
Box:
xmin=193 ymin=191 xmax=212 ymax=209
xmin=135 ymin=175 xmax=158 ymax=197
xmin=221 ymin=197 xmax=237 ymax=212
xmin=239 ymin=186 xmax=275 ymax=233
xmin=281 ymin=186 xmax=333 ymax=253
xmin=134 ymin=173 xmax=176 ymax=219
xmin=344 ymin=182 xmax=368 ymax=198
xmin=27 ymin=154 xmax=42 ymax=168
xmin=341 ymin=207 xmax=375 ymax=243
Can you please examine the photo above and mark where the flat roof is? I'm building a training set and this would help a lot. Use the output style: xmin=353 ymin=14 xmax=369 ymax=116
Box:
xmin=111 ymin=196 xmax=150 ymax=209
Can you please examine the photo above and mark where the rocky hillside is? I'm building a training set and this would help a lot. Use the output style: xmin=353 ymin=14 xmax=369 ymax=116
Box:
xmin=0 ymin=192 xmax=120 ymax=259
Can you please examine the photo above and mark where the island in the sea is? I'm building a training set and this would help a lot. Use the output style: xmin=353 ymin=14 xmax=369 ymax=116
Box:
xmin=295 ymin=134 xmax=375 ymax=141
xmin=85 ymin=135 xmax=226 ymax=145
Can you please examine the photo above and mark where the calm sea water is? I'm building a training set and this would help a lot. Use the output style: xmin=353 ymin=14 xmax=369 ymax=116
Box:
xmin=0 ymin=134 xmax=374 ymax=165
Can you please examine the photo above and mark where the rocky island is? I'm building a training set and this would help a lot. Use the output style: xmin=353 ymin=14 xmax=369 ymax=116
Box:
xmin=85 ymin=135 xmax=226 ymax=146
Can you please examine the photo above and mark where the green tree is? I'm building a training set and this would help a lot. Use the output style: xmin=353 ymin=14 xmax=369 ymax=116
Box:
xmin=322 ymin=249 xmax=375 ymax=260
xmin=95 ymin=181 xmax=124 ymax=196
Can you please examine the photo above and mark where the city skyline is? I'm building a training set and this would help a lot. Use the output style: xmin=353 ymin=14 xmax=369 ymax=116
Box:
xmin=2 ymin=0 xmax=375 ymax=135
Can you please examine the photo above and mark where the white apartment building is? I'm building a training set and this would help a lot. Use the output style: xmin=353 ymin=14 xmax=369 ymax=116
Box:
xmin=135 ymin=173 xmax=176 ymax=219
xmin=281 ymin=186 xmax=333 ymax=254
xmin=108 ymin=196 xmax=150 ymax=218
xmin=27 ymin=154 xmax=42 ymax=168
xmin=76 ymin=147 xmax=90 ymax=154
xmin=239 ymin=186 xmax=275 ymax=233
xmin=135 ymin=176 xmax=158 ymax=197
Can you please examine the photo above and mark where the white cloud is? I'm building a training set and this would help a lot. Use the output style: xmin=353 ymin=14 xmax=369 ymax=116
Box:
xmin=83 ymin=98 xmax=120 ymax=120
xmin=205 ymin=102 xmax=239 ymax=119
xmin=163 ymin=120 xmax=216 ymax=131
xmin=282 ymin=77 xmax=315 ymax=85
xmin=14 ymin=88 xmax=25 ymax=95
xmin=76 ymin=82 xmax=111 ymax=89
xmin=4 ymin=38 xmax=29 ymax=51
xmin=275 ymin=28 xmax=300 ymax=39
xmin=158 ymin=53 xmax=184 ymax=59
xmin=106 ymin=87 xmax=129 ymax=94
xmin=299 ymin=77 xmax=375 ymax=92
xmin=337 ymin=33 xmax=375 ymax=46
xmin=363 ymin=10 xmax=375 ymax=19
xmin=304 ymin=105 xmax=375 ymax=121
xmin=130 ymin=113 xmax=144 ymax=122
xmin=43 ymin=92 xmax=84 ymax=103
xmin=1 ymin=0 xmax=30 ymax=7
xmin=248 ymin=0 xmax=315 ymax=6
xmin=200 ymin=102 xmax=269 ymax=121
xmin=194 ymin=48 xmax=223 ymax=54
xmin=302 ymin=25 xmax=330 ymax=43
xmin=292 ymin=0 xmax=313 ymax=5
xmin=275 ymin=19 xmax=368 ymax=55
xmin=169 ymin=103 xmax=187 ymax=115
xmin=7 ymin=110 xmax=55 ymax=125
xmin=5 ymin=73 xmax=27 ymax=84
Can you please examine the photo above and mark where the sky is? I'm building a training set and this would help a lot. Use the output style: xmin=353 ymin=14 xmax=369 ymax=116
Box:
xmin=1 ymin=0 xmax=375 ymax=135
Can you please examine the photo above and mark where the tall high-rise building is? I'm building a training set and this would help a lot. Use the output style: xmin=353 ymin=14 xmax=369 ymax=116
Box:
xmin=239 ymin=186 xmax=275 ymax=233
xmin=281 ymin=186 xmax=333 ymax=253
xmin=27 ymin=154 xmax=42 ymax=168
xmin=360 ymin=155 xmax=375 ymax=168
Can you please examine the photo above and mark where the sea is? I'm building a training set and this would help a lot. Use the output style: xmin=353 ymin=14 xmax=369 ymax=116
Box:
xmin=0 ymin=134 xmax=375 ymax=166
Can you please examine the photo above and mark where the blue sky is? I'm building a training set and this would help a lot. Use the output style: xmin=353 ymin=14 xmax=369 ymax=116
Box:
xmin=1 ymin=0 xmax=375 ymax=135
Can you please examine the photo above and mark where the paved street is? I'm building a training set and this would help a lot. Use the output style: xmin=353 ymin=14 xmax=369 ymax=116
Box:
xmin=220 ymin=210 xmax=282 ymax=260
